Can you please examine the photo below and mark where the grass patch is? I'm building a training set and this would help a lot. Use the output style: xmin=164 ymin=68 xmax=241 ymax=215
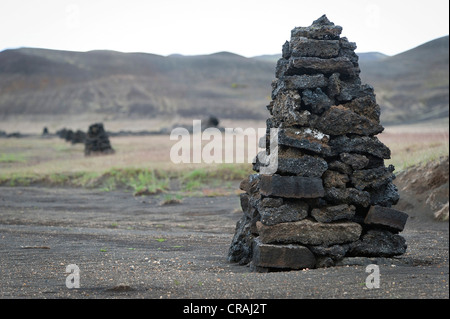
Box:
xmin=160 ymin=194 xmax=183 ymax=205
xmin=386 ymin=140 xmax=449 ymax=173
xmin=127 ymin=169 xmax=169 ymax=195
xmin=0 ymin=153 xmax=26 ymax=163
xmin=180 ymin=163 xmax=251 ymax=192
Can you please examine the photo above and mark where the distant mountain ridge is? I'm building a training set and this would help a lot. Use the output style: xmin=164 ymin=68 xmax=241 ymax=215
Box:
xmin=0 ymin=36 xmax=448 ymax=125
xmin=359 ymin=35 xmax=449 ymax=124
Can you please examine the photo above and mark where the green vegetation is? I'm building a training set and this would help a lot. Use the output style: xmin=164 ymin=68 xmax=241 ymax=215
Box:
xmin=0 ymin=162 xmax=251 ymax=198
xmin=386 ymin=139 xmax=449 ymax=173
xmin=0 ymin=153 xmax=26 ymax=163
xmin=160 ymin=194 xmax=183 ymax=205
xmin=180 ymin=164 xmax=251 ymax=192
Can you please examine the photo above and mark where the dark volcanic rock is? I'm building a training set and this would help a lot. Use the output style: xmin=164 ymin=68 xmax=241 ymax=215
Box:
xmin=257 ymin=219 xmax=362 ymax=246
xmin=228 ymin=216 xmax=254 ymax=265
xmin=302 ymin=88 xmax=333 ymax=114
xmin=324 ymin=187 xmax=371 ymax=207
xmin=259 ymin=175 xmax=325 ymax=199
xmin=347 ymin=230 xmax=407 ymax=257
xmin=328 ymin=135 xmax=391 ymax=159
xmin=228 ymin=15 xmax=407 ymax=272
xmin=258 ymin=200 xmax=309 ymax=226
xmin=272 ymin=74 xmax=328 ymax=98
xmin=277 ymin=127 xmax=331 ymax=156
xmin=291 ymin=15 xmax=343 ymax=40
xmin=311 ymin=204 xmax=356 ymax=223
xmin=84 ymin=123 xmax=114 ymax=156
xmin=369 ymin=182 xmax=400 ymax=207
xmin=285 ymin=56 xmax=359 ymax=77
xmin=364 ymin=205 xmax=409 ymax=232
xmin=290 ymin=37 xmax=340 ymax=59
xmin=71 ymin=130 xmax=86 ymax=144
xmin=276 ymin=155 xmax=328 ymax=177
xmin=252 ymin=239 xmax=316 ymax=270
xmin=314 ymin=105 xmax=384 ymax=136
xmin=350 ymin=165 xmax=395 ymax=190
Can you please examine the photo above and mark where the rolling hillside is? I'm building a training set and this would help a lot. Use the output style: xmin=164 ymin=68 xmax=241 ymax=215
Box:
xmin=0 ymin=36 xmax=448 ymax=125
xmin=359 ymin=35 xmax=449 ymax=124
xmin=0 ymin=49 xmax=274 ymax=121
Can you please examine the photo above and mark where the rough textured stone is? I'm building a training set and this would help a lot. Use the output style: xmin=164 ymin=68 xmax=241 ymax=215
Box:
xmin=314 ymin=105 xmax=384 ymax=136
xmin=323 ymin=170 xmax=349 ymax=189
xmin=258 ymin=200 xmax=308 ymax=226
xmin=343 ymin=95 xmax=380 ymax=123
xmin=276 ymin=155 xmax=328 ymax=177
xmin=329 ymin=135 xmax=391 ymax=159
xmin=364 ymin=205 xmax=409 ymax=232
xmin=269 ymin=90 xmax=305 ymax=127
xmin=282 ymin=40 xmax=290 ymax=59
xmin=257 ymin=219 xmax=362 ymax=246
xmin=347 ymin=230 xmax=407 ymax=257
xmin=308 ymin=244 xmax=349 ymax=260
xmin=227 ymin=216 xmax=254 ymax=264
xmin=351 ymin=165 xmax=395 ymax=190
xmin=290 ymin=37 xmax=340 ymax=58
xmin=369 ymin=182 xmax=400 ymax=207
xmin=259 ymin=175 xmax=325 ymax=199
xmin=302 ymin=88 xmax=333 ymax=114
xmin=277 ymin=127 xmax=331 ymax=156
xmin=272 ymin=74 xmax=328 ymax=98
xmin=291 ymin=15 xmax=343 ymax=40
xmin=311 ymin=204 xmax=355 ymax=223
xmin=252 ymin=239 xmax=316 ymax=269
xmin=328 ymin=160 xmax=353 ymax=175
xmin=239 ymin=174 xmax=261 ymax=194
xmin=229 ymin=15 xmax=407 ymax=271
xmin=324 ymin=187 xmax=371 ymax=207
xmin=340 ymin=153 xmax=369 ymax=170
xmin=286 ymin=56 xmax=359 ymax=77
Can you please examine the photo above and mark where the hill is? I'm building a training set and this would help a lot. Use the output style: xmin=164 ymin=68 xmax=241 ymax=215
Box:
xmin=0 ymin=36 xmax=448 ymax=125
xmin=359 ymin=36 xmax=449 ymax=124
xmin=0 ymin=48 xmax=273 ymax=121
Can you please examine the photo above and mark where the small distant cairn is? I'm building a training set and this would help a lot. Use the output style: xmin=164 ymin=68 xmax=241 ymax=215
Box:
xmin=84 ymin=123 xmax=114 ymax=156
xmin=56 ymin=128 xmax=86 ymax=144
xmin=228 ymin=15 xmax=409 ymax=271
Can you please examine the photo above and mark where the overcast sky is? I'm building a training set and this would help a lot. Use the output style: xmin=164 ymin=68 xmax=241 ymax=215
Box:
xmin=1 ymin=0 xmax=448 ymax=57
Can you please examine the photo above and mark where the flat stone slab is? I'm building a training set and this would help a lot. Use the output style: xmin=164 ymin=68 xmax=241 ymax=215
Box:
xmin=277 ymin=128 xmax=331 ymax=156
xmin=252 ymin=239 xmax=316 ymax=270
xmin=287 ymin=57 xmax=358 ymax=77
xmin=259 ymin=175 xmax=324 ymax=199
xmin=276 ymin=155 xmax=328 ymax=178
xmin=272 ymin=74 xmax=328 ymax=98
xmin=311 ymin=204 xmax=355 ymax=223
xmin=290 ymin=37 xmax=340 ymax=58
xmin=256 ymin=219 xmax=362 ymax=246
xmin=258 ymin=200 xmax=309 ymax=226
xmin=313 ymin=105 xmax=384 ymax=136
xmin=364 ymin=205 xmax=409 ymax=231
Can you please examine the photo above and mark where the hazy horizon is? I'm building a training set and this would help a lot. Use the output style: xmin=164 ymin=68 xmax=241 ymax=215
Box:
xmin=1 ymin=0 xmax=448 ymax=58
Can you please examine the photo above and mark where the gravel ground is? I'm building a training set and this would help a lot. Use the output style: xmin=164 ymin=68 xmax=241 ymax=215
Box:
xmin=0 ymin=186 xmax=448 ymax=304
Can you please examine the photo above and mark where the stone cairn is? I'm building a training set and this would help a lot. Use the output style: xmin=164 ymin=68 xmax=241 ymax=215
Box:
xmin=84 ymin=123 xmax=115 ymax=156
xmin=228 ymin=15 xmax=409 ymax=271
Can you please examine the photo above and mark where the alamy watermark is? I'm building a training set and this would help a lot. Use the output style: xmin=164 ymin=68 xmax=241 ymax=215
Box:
xmin=365 ymin=264 xmax=380 ymax=289
xmin=169 ymin=120 xmax=279 ymax=174
xmin=65 ymin=264 xmax=80 ymax=289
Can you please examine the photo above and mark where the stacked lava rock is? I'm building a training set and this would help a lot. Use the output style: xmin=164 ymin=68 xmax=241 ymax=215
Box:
xmin=84 ymin=123 xmax=115 ymax=156
xmin=228 ymin=15 xmax=409 ymax=271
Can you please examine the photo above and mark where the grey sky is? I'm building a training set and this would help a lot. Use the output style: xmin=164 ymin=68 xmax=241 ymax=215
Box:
xmin=1 ymin=0 xmax=448 ymax=57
